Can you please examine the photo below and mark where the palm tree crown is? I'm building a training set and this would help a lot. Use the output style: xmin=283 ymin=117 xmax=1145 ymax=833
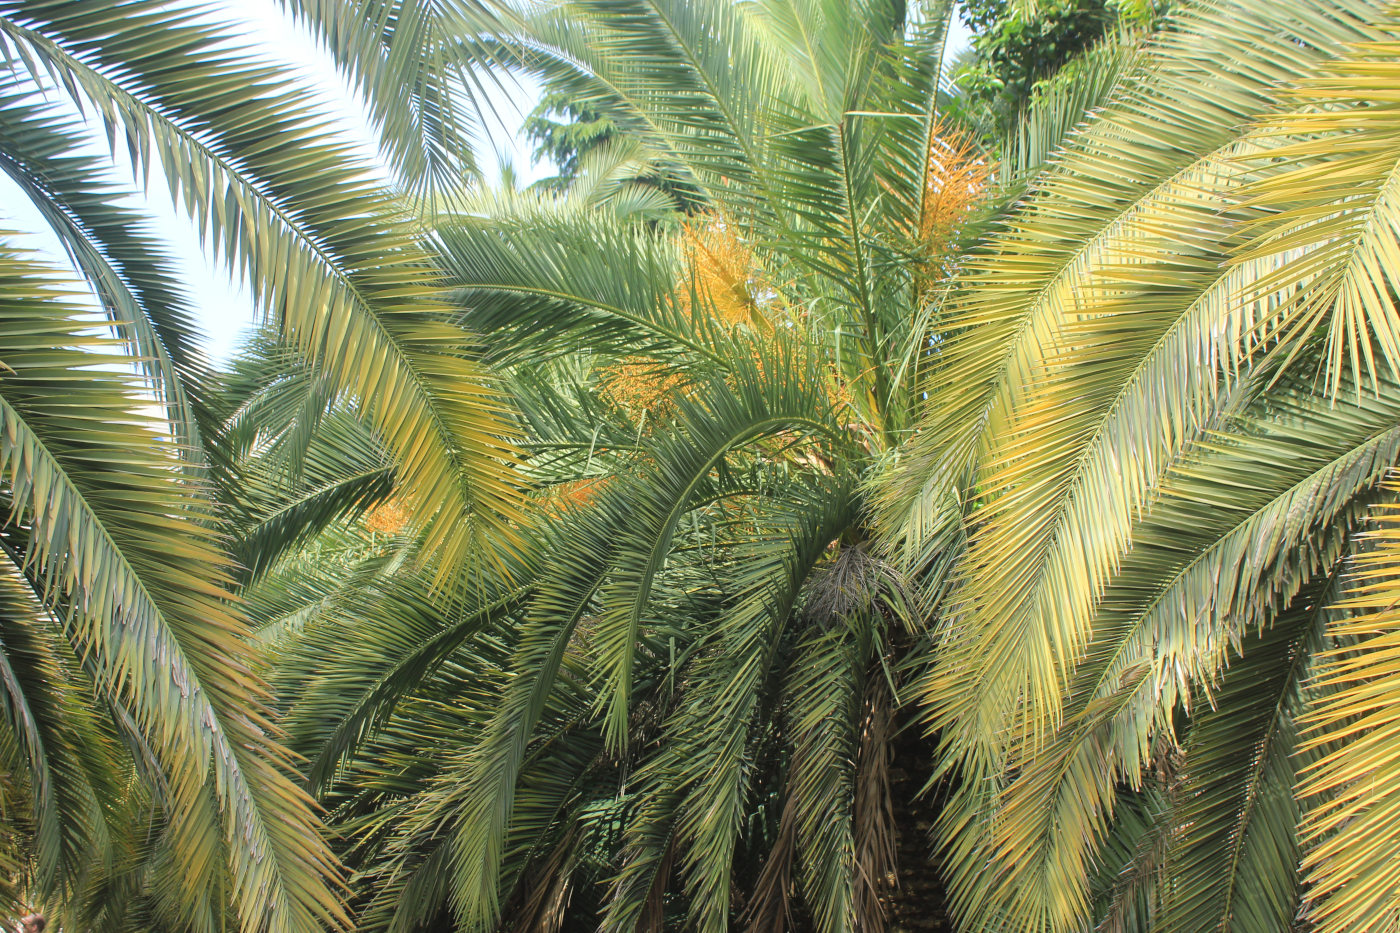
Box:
xmin=261 ymin=0 xmax=989 ymax=930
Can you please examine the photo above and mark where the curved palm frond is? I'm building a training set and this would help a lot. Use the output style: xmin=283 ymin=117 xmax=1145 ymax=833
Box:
xmin=0 ymin=0 xmax=525 ymax=580
xmin=588 ymin=335 xmax=848 ymax=748
xmin=436 ymin=198 xmax=720 ymax=367
xmin=449 ymin=498 xmax=628 ymax=932
xmin=883 ymin=0 xmax=1385 ymax=762
xmin=0 ymin=565 xmax=128 ymax=919
xmin=933 ymin=374 xmax=1400 ymax=933
xmin=0 ymin=88 xmax=207 ymax=450
xmin=0 ymin=242 xmax=346 ymax=932
xmin=278 ymin=0 xmax=518 ymax=206
xmin=602 ymin=477 xmax=859 ymax=933
xmin=1154 ymin=574 xmax=1337 ymax=933
xmin=1298 ymin=483 xmax=1400 ymax=933
xmin=879 ymin=5 xmax=1400 ymax=928
xmin=1235 ymin=34 xmax=1400 ymax=396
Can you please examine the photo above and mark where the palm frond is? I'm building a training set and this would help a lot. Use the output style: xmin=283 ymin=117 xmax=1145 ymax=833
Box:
xmin=437 ymin=198 xmax=723 ymax=366
xmin=604 ymin=478 xmax=858 ymax=933
xmin=933 ymin=376 xmax=1400 ymax=933
xmin=880 ymin=0 xmax=1382 ymax=559
xmin=785 ymin=625 xmax=865 ymax=933
xmin=1157 ymin=576 xmax=1337 ymax=933
xmin=1236 ymin=34 xmax=1400 ymax=396
xmin=590 ymin=336 xmax=846 ymax=748
xmin=449 ymin=499 xmax=627 ymax=931
xmin=1298 ymin=482 xmax=1400 ymax=933
xmin=0 ymin=87 xmax=207 ymax=450
xmin=278 ymin=0 xmax=517 ymax=206
xmin=886 ymin=0 xmax=1387 ymax=761
xmin=0 ymin=564 xmax=127 ymax=911
xmin=0 ymin=0 xmax=525 ymax=579
xmin=0 ymin=242 xmax=346 ymax=933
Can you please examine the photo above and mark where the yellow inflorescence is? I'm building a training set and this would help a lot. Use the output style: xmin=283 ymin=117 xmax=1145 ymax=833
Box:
xmin=364 ymin=497 xmax=411 ymax=535
xmin=675 ymin=218 xmax=767 ymax=328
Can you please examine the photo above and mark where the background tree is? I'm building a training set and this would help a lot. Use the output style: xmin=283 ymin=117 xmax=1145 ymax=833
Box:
xmin=524 ymin=88 xmax=617 ymax=186
xmin=943 ymin=0 xmax=1167 ymax=174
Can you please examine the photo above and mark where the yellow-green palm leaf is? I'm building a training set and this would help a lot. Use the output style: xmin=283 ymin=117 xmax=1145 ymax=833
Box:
xmin=0 ymin=243 xmax=347 ymax=932
xmin=1300 ymin=484 xmax=1400 ymax=933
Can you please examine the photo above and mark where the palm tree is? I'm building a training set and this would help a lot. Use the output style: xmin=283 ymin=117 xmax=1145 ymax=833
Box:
xmin=878 ymin=0 xmax=1400 ymax=930
xmin=245 ymin=0 xmax=1011 ymax=929
xmin=0 ymin=0 xmax=523 ymax=928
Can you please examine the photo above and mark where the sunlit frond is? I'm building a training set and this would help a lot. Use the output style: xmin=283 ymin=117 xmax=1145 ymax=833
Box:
xmin=1298 ymin=483 xmax=1400 ymax=933
xmin=0 ymin=242 xmax=346 ymax=933
xmin=0 ymin=0 xmax=525 ymax=580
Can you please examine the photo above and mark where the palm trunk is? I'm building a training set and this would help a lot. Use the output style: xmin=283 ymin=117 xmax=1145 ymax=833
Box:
xmin=883 ymin=712 xmax=952 ymax=933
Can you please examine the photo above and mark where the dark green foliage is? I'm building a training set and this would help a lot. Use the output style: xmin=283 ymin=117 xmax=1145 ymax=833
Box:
xmin=524 ymin=88 xmax=702 ymax=207
xmin=524 ymin=88 xmax=617 ymax=185
xmin=949 ymin=0 xmax=1162 ymax=140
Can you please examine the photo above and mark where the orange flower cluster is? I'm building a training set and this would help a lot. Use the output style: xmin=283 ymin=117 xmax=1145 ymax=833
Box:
xmin=541 ymin=476 xmax=610 ymax=514
xmin=364 ymin=497 xmax=410 ymax=535
xmin=918 ymin=126 xmax=988 ymax=247
xmin=599 ymin=356 xmax=689 ymax=419
xmin=589 ymin=214 xmax=885 ymax=455
xmin=675 ymin=218 xmax=766 ymax=328
xmin=599 ymin=217 xmax=772 ymax=420
xmin=915 ymin=123 xmax=990 ymax=283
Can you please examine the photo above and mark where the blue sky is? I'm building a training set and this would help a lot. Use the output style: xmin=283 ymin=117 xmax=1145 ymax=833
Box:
xmin=0 ymin=2 xmax=973 ymax=364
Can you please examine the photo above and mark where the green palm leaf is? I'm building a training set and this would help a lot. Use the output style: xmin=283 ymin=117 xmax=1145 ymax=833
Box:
xmin=886 ymin=0 xmax=1385 ymax=762
xmin=0 ymin=566 xmax=126 ymax=914
xmin=278 ymin=0 xmax=518 ymax=206
xmin=0 ymin=0 xmax=525 ymax=579
xmin=1236 ymin=34 xmax=1400 ymax=396
xmin=606 ymin=479 xmax=858 ymax=933
xmin=0 ymin=88 xmax=206 ymax=450
xmin=0 ymin=242 xmax=346 ymax=933
xmin=932 ymin=375 xmax=1400 ymax=932
xmin=1155 ymin=579 xmax=1334 ymax=933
